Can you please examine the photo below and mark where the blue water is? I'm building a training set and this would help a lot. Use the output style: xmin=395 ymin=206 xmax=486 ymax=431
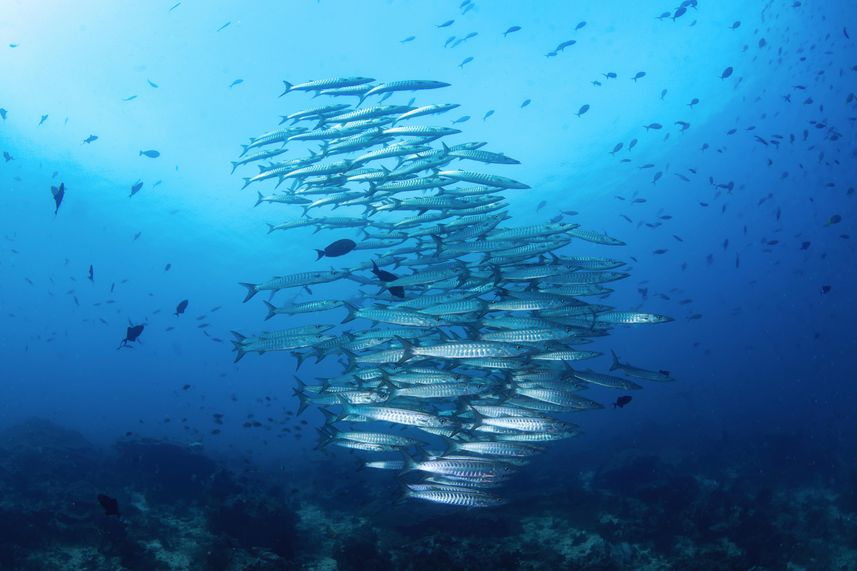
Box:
xmin=1 ymin=1 xmax=856 ymax=568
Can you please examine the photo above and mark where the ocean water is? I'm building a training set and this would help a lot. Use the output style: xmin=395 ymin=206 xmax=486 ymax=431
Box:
xmin=1 ymin=1 xmax=856 ymax=569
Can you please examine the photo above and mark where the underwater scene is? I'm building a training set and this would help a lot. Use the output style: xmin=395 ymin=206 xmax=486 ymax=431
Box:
xmin=1 ymin=0 xmax=856 ymax=569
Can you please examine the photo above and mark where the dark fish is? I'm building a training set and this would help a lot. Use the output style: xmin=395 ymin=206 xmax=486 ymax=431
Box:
xmin=148 ymin=79 xmax=159 ymax=88
xmin=229 ymin=79 xmax=244 ymax=88
xmin=687 ymin=98 xmax=699 ymax=108
xmin=483 ymin=110 xmax=495 ymax=120
xmin=613 ymin=395 xmax=632 ymax=408
xmin=83 ymin=134 xmax=98 ymax=144
xmin=51 ymin=183 xmax=65 ymax=215
xmin=0 ymin=108 xmax=6 ymax=120
xmin=825 ymin=214 xmax=841 ymax=226
xmin=575 ymin=104 xmax=590 ymax=117
xmin=720 ymin=66 xmax=733 ymax=80
xmin=503 ymin=26 xmax=521 ymax=36
xmin=122 ymin=95 xmax=138 ymax=102
xmin=165 ymin=263 xmax=172 ymax=271
xmin=118 ymin=323 xmax=144 ymax=348
xmin=644 ymin=123 xmax=662 ymax=131
xmin=437 ymin=19 xmax=454 ymax=28
xmin=821 ymin=285 xmax=831 ymax=294
xmin=520 ymin=99 xmax=531 ymax=108
xmin=130 ymin=180 xmax=143 ymax=198
xmin=3 ymin=151 xmax=13 ymax=162
xmin=38 ymin=114 xmax=48 ymax=126
xmin=631 ymin=71 xmax=646 ymax=82
xmin=175 ymin=299 xmax=189 ymax=316
xmin=88 ymin=265 xmax=94 ymax=282
xmin=575 ymin=21 xmax=586 ymax=31
xmin=556 ymin=39 xmax=576 ymax=51
xmin=800 ymin=241 xmax=811 ymax=250
xmin=139 ymin=149 xmax=160 ymax=158
xmin=401 ymin=35 xmax=416 ymax=43
xmin=216 ymin=21 xmax=231 ymax=32
xmin=316 ymin=238 xmax=356 ymax=259
xmin=97 ymin=494 xmax=120 ymax=516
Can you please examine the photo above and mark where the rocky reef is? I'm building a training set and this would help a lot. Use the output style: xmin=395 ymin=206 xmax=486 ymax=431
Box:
xmin=0 ymin=419 xmax=854 ymax=570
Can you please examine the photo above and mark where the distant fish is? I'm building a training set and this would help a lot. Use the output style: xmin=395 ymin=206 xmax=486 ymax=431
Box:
xmin=83 ymin=134 xmax=98 ymax=144
xmin=503 ymin=26 xmax=521 ymax=37
xmin=520 ymin=99 xmax=531 ymax=108
xmin=51 ymin=182 xmax=65 ymax=215
xmin=631 ymin=71 xmax=646 ymax=82
xmin=0 ymin=108 xmax=6 ymax=120
xmin=452 ymin=115 xmax=471 ymax=124
xmin=165 ymin=263 xmax=172 ymax=271
xmin=574 ymin=21 xmax=587 ymax=31
xmin=130 ymin=180 xmax=143 ymax=198
xmin=603 ymin=72 xmax=617 ymax=79
xmin=824 ymin=214 xmax=842 ymax=226
xmin=3 ymin=151 xmax=12 ymax=162
xmin=229 ymin=79 xmax=243 ymax=88
xmin=175 ymin=299 xmax=189 ymax=316
xmin=97 ymin=494 xmax=120 ymax=516
xmin=821 ymin=285 xmax=831 ymax=294
xmin=459 ymin=56 xmax=474 ymax=68
xmin=437 ymin=19 xmax=454 ymax=28
xmin=139 ymin=149 xmax=160 ymax=158
xmin=687 ymin=97 xmax=699 ymax=108
xmin=720 ymin=66 xmax=734 ymax=80
xmin=216 ymin=21 xmax=231 ymax=32
xmin=643 ymin=123 xmax=662 ymax=131
xmin=401 ymin=35 xmax=416 ymax=43
xmin=575 ymin=104 xmax=590 ymax=117
xmin=122 ymin=95 xmax=138 ymax=102
xmin=118 ymin=322 xmax=144 ymax=348
xmin=483 ymin=109 xmax=495 ymax=121
xmin=316 ymin=238 xmax=356 ymax=260
xmin=88 ymin=265 xmax=94 ymax=282
xmin=169 ymin=2 xmax=180 ymax=11
xmin=729 ymin=20 xmax=741 ymax=30
xmin=38 ymin=114 xmax=48 ymax=126
xmin=613 ymin=396 xmax=632 ymax=408
xmin=556 ymin=39 xmax=576 ymax=51
xmin=147 ymin=79 xmax=159 ymax=88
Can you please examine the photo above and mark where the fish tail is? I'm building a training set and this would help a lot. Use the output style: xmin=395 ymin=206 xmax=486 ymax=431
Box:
xmin=319 ymin=407 xmax=339 ymax=427
xmin=609 ymin=350 xmax=621 ymax=371
xmin=430 ymin=234 xmax=444 ymax=255
xmin=241 ymin=177 xmax=252 ymax=190
xmin=341 ymin=302 xmax=358 ymax=324
xmin=230 ymin=161 xmax=239 ymax=174
xmin=279 ymin=80 xmax=293 ymax=97
xmin=232 ymin=343 xmax=247 ymax=363
xmin=263 ymin=301 xmax=277 ymax=321
xmin=265 ymin=223 xmax=276 ymax=234
xmin=292 ymin=376 xmax=309 ymax=415
xmin=315 ymin=249 xmax=326 ymax=261
xmin=239 ymin=282 xmax=258 ymax=303
xmin=255 ymin=192 xmax=266 ymax=208
xmin=399 ymin=451 xmax=418 ymax=475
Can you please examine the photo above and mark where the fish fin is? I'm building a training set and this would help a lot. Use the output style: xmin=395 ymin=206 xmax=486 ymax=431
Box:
xmin=319 ymin=408 xmax=339 ymax=428
xmin=430 ymin=234 xmax=443 ymax=255
xmin=265 ymin=223 xmax=276 ymax=234
xmin=232 ymin=343 xmax=247 ymax=363
xmin=238 ymin=282 xmax=258 ymax=303
xmin=341 ymin=302 xmax=359 ymax=324
xmin=262 ymin=301 xmax=277 ymax=321
xmin=255 ymin=192 xmax=266 ymax=207
xmin=292 ymin=376 xmax=309 ymax=415
xmin=394 ymin=336 xmax=413 ymax=364
xmin=241 ymin=177 xmax=252 ymax=190
xmin=609 ymin=350 xmax=621 ymax=371
xmin=315 ymin=250 xmax=326 ymax=261
xmin=279 ymin=80 xmax=292 ymax=97
xmin=399 ymin=451 xmax=417 ymax=475
xmin=293 ymin=351 xmax=307 ymax=370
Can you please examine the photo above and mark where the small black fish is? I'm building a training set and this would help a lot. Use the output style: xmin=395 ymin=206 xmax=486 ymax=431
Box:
xmin=720 ymin=66 xmax=734 ymax=80
xmin=88 ymin=265 xmax=94 ymax=282
xmin=175 ymin=299 xmax=189 ymax=316
xmin=164 ymin=263 xmax=172 ymax=271
xmin=613 ymin=396 xmax=632 ymax=408
xmin=139 ymin=149 xmax=160 ymax=158
xmin=316 ymin=238 xmax=356 ymax=260
xmin=83 ymin=134 xmax=98 ymax=144
xmin=51 ymin=182 xmax=65 ymax=215
xmin=118 ymin=323 xmax=144 ymax=348
xmin=821 ymin=285 xmax=831 ymax=294
xmin=97 ymin=494 xmax=119 ymax=516
xmin=130 ymin=180 xmax=143 ymax=198
xmin=38 ymin=114 xmax=48 ymax=126
xmin=503 ymin=26 xmax=521 ymax=37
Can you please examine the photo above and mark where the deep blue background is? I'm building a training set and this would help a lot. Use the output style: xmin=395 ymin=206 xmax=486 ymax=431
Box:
xmin=1 ymin=0 xmax=855 ymax=477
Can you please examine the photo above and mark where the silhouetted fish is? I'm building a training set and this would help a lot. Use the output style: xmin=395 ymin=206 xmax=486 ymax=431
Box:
xmin=175 ymin=299 xmax=189 ymax=316
xmin=97 ymin=494 xmax=120 ymax=516
xmin=613 ymin=396 xmax=632 ymax=408
xmin=51 ymin=183 xmax=65 ymax=215
xmin=316 ymin=238 xmax=356 ymax=260
xmin=118 ymin=323 xmax=144 ymax=348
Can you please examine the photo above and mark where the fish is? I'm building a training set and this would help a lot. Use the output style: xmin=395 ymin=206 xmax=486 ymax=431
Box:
xmin=720 ymin=66 xmax=734 ymax=79
xmin=130 ymin=180 xmax=143 ymax=198
xmin=504 ymin=26 xmax=521 ymax=36
xmin=139 ymin=150 xmax=160 ymax=158
xmin=97 ymin=494 xmax=120 ymax=516
xmin=610 ymin=350 xmax=675 ymax=381
xmin=175 ymin=299 xmax=189 ymax=316
xmin=316 ymin=239 xmax=357 ymax=260
xmin=631 ymin=71 xmax=646 ymax=82
xmin=613 ymin=396 xmax=632 ymax=409
xmin=228 ymin=75 xmax=676 ymax=507
xmin=575 ymin=104 xmax=590 ymax=117
xmin=38 ymin=114 xmax=48 ymax=126
xmin=229 ymin=79 xmax=244 ymax=88
xmin=83 ymin=134 xmax=98 ymax=144
xmin=51 ymin=183 xmax=65 ymax=215
xmin=88 ymin=265 xmax=94 ymax=282
xmin=118 ymin=323 xmax=144 ymax=348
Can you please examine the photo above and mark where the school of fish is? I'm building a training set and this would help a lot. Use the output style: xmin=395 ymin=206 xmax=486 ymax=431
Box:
xmin=232 ymin=76 xmax=676 ymax=507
